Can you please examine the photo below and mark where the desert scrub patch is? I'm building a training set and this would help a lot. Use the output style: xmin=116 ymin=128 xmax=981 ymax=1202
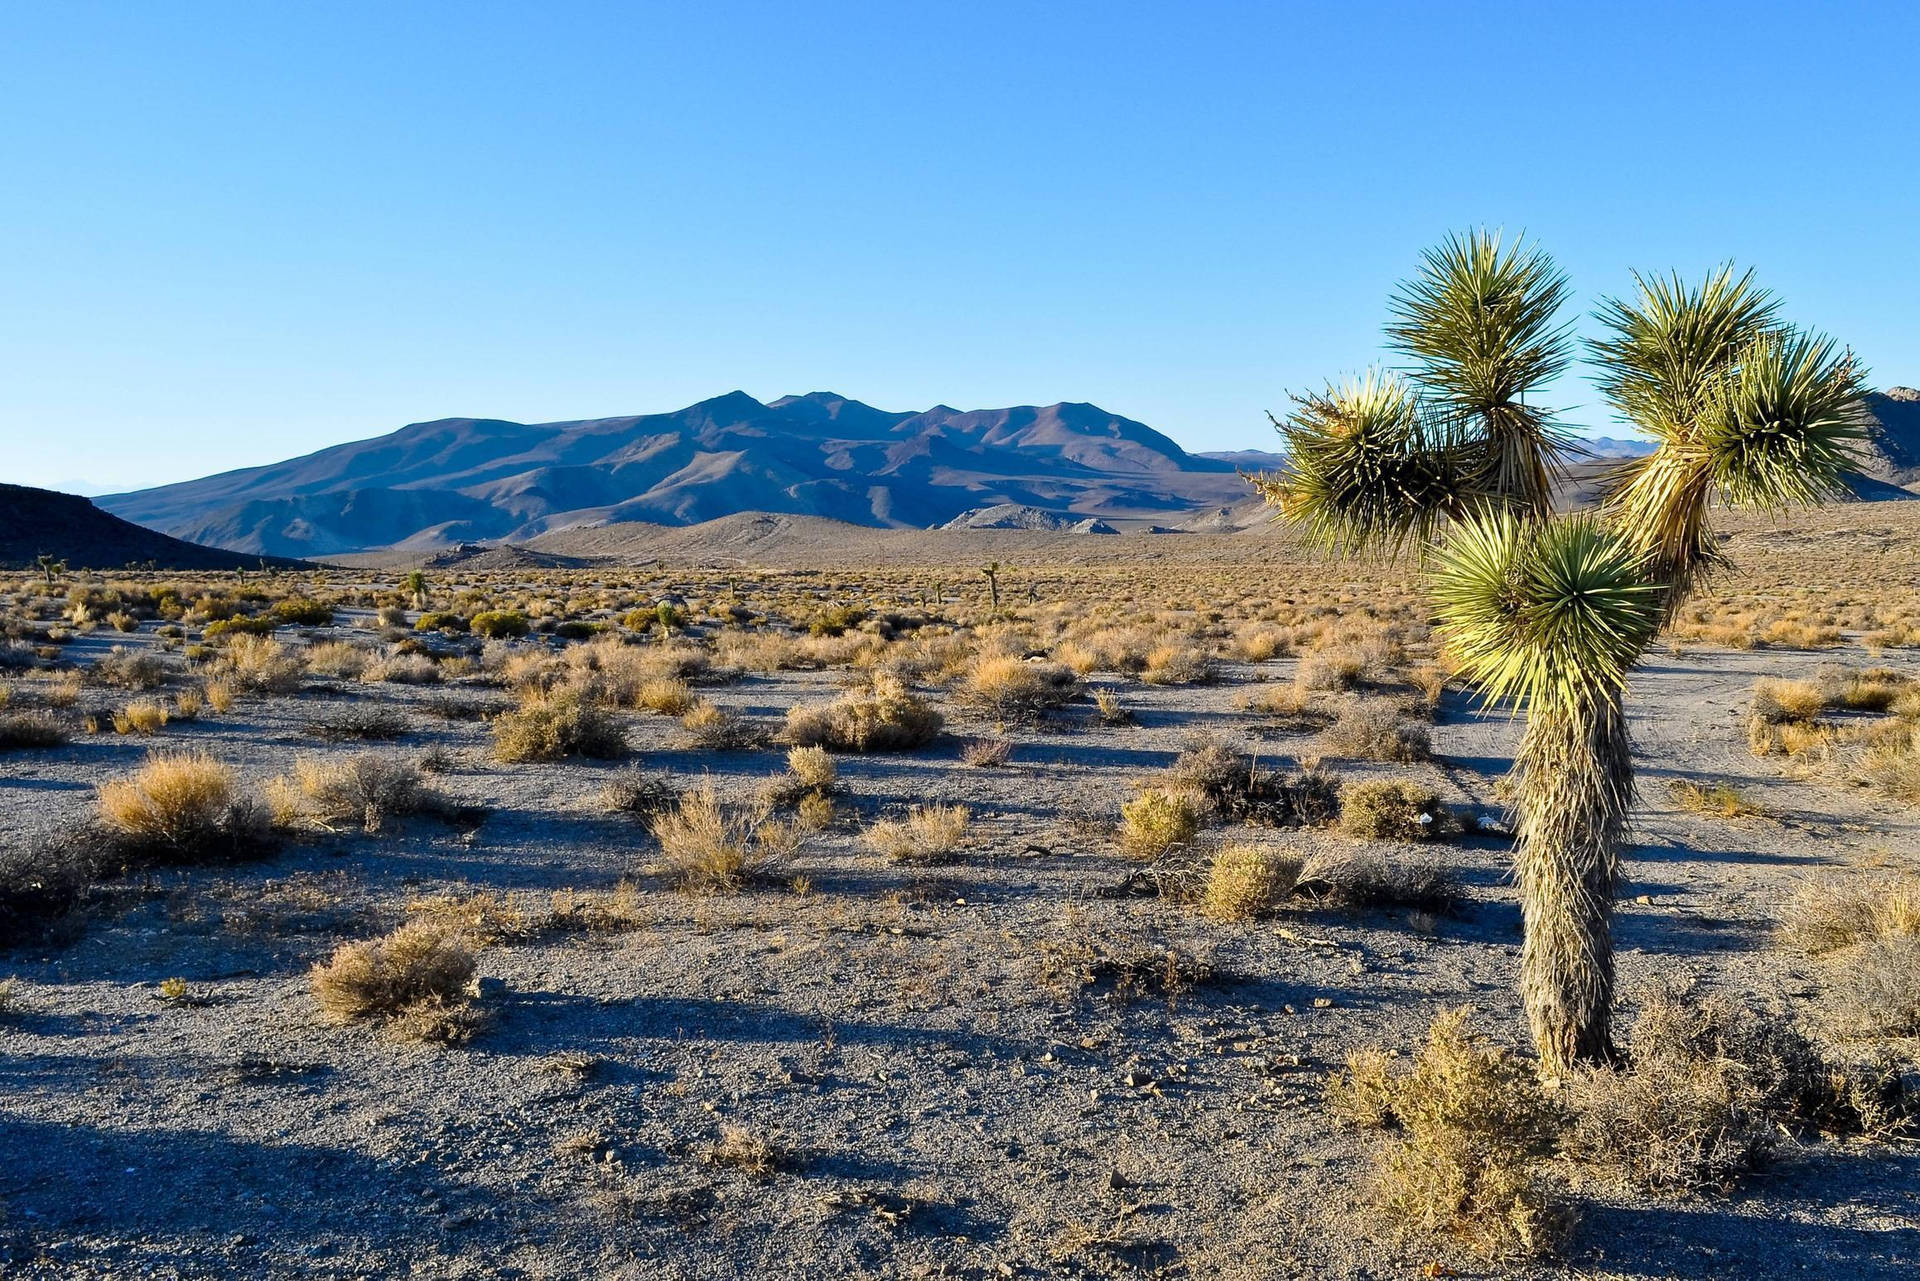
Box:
xmin=1294 ymin=644 xmax=1369 ymax=692
xmin=1666 ymin=778 xmax=1762 ymax=819
xmin=1865 ymin=721 xmax=1920 ymax=804
xmin=269 ymin=597 xmax=334 ymax=627
xmin=634 ymin=676 xmax=697 ymax=716
xmin=310 ymin=921 xmax=484 ymax=1044
xmin=1318 ymin=699 xmax=1431 ymax=763
xmin=1328 ymin=1007 xmax=1572 ymax=1261
xmin=216 ymin=633 xmax=305 ymax=695
xmin=548 ymin=882 xmax=650 ymax=933
xmin=289 ymin=752 xmax=440 ymax=832
xmin=1337 ymin=780 xmax=1448 ymax=840
xmin=1162 ymin=733 xmax=1341 ymax=827
xmin=862 ymin=804 xmax=971 ymax=863
xmin=760 ymin=744 xmax=840 ymax=811
xmin=303 ymin=640 xmax=371 ymax=679
xmin=1033 ymin=928 xmax=1224 ymax=1006
xmin=704 ymin=1124 xmax=797 ymax=1178
xmin=89 ymin=645 xmax=169 ymax=690
xmin=599 ymin=770 xmax=684 ymax=819
xmin=1199 ymin=843 xmax=1300 ymax=921
xmin=1559 ymin=980 xmax=1905 ymax=1192
xmin=470 ymin=609 xmax=530 ymax=639
xmin=1118 ymin=788 xmax=1205 ymax=859
xmin=365 ymin=652 xmax=442 ymax=685
xmin=1750 ymin=676 xmax=1825 ymax=725
xmin=305 ymin=705 xmax=412 ymax=741
xmin=961 ymin=735 xmax=1012 ymax=767
xmin=1779 ymin=871 xmax=1920 ymax=1037
xmin=97 ymin=749 xmax=270 ymax=864
xmin=493 ymin=690 xmax=628 ymax=762
xmin=112 ymin=699 xmax=170 ymax=735
xmin=679 ymin=701 xmax=771 ymax=751
xmin=954 ymin=654 xmax=1080 ymax=723
xmin=0 ymin=710 xmax=70 ymax=751
xmin=651 ymin=782 xmax=801 ymax=893
xmin=406 ymin=889 xmax=537 ymax=945
xmin=1140 ymin=641 xmax=1216 ymax=686
xmin=784 ymin=673 xmax=942 ymax=752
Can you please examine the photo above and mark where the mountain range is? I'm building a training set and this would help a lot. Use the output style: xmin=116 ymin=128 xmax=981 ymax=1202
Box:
xmin=94 ymin=388 xmax=1918 ymax=557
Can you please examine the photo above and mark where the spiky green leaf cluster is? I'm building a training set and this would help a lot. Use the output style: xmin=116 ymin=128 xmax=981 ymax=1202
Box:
xmin=1254 ymin=372 xmax=1464 ymax=554
xmin=1387 ymin=229 xmax=1576 ymax=512
xmin=1593 ymin=266 xmax=1868 ymax=602
xmin=1431 ymin=510 xmax=1664 ymax=715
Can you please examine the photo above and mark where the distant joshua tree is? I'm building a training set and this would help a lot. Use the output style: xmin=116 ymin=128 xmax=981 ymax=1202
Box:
xmin=401 ymin=570 xmax=429 ymax=611
xmin=981 ymin=562 xmax=1001 ymax=612
xmin=1254 ymin=230 xmax=1865 ymax=1071
xmin=35 ymin=554 xmax=66 ymax=587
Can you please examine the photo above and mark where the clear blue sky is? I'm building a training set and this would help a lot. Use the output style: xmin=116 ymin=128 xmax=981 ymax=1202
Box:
xmin=3 ymin=1 xmax=1915 ymax=493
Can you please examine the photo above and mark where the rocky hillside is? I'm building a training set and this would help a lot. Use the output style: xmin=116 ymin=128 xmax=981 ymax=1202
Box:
xmin=0 ymin=484 xmax=302 ymax=571
xmin=98 ymin=393 xmax=1256 ymax=557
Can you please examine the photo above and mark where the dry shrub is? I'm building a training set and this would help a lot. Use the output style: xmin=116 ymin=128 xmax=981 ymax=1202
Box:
xmin=784 ymin=674 xmax=941 ymax=752
xmin=90 ymin=646 xmax=169 ymax=690
xmin=548 ymin=882 xmax=649 ymax=933
xmin=1319 ymin=700 xmax=1431 ymax=763
xmin=305 ymin=705 xmax=411 ymax=742
xmin=292 ymin=752 xmax=434 ymax=831
xmin=1329 ymin=1007 xmax=1571 ymax=1260
xmin=1162 ymin=733 xmax=1340 ymax=827
xmin=785 ymin=744 xmax=837 ymax=790
xmin=1292 ymin=846 xmax=1459 ymax=911
xmin=636 ymin=677 xmax=698 ymax=716
xmin=1866 ymin=721 xmax=1920 ymax=804
xmin=1748 ymin=717 xmax=1833 ymax=759
xmin=114 ymin=699 xmax=169 ymax=735
xmin=1561 ymin=981 xmax=1870 ymax=1194
xmin=1237 ymin=682 xmax=1333 ymax=731
xmin=1338 ymin=780 xmax=1446 ymax=840
xmin=493 ymin=691 xmax=628 ymax=762
xmin=652 ymin=783 xmax=799 ymax=893
xmin=1033 ymin=929 xmax=1222 ymax=1004
xmin=680 ymin=702 xmax=770 ymax=751
xmin=863 ymin=804 xmax=970 ymax=862
xmin=1780 ymin=872 xmax=1920 ymax=1037
xmin=1667 ymin=778 xmax=1761 ymax=818
xmin=1837 ymin=668 xmax=1912 ymax=712
xmin=599 ymin=770 xmax=682 ymax=819
xmin=406 ymin=889 xmax=534 ymax=945
xmin=1200 ymin=843 xmax=1301 ymax=921
xmin=956 ymin=654 xmax=1081 ymax=722
xmin=365 ymin=652 xmax=442 ymax=685
xmin=305 ymin=640 xmax=371 ymax=679
xmin=310 ymin=921 xmax=481 ymax=1044
xmin=705 ymin=1124 xmax=791 ymax=1177
xmin=0 ymin=711 xmax=70 ymax=751
xmin=1750 ymin=677 xmax=1824 ymax=725
xmin=218 ymin=634 xmax=305 ymax=695
xmin=1092 ymin=688 xmax=1134 ymax=726
xmin=202 ymin=679 xmax=235 ymax=713
xmin=1229 ymin=622 xmax=1290 ymax=662
xmin=97 ymin=750 xmax=265 ymax=862
xmin=1295 ymin=644 xmax=1368 ymax=692
xmin=1141 ymin=642 xmax=1216 ymax=686
xmin=962 ymin=736 xmax=1012 ymax=767
xmin=1119 ymin=788 xmax=1204 ymax=858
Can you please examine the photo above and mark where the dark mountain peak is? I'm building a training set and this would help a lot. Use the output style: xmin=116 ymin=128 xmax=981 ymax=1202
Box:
xmin=0 ymin=483 xmax=303 ymax=570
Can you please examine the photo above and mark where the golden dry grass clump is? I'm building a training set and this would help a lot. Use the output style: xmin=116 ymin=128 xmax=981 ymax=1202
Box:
xmin=785 ymin=673 xmax=942 ymax=752
xmin=1200 ymin=843 xmax=1302 ymax=921
xmin=216 ymin=633 xmax=305 ymax=695
xmin=1140 ymin=641 xmax=1216 ymax=686
xmin=862 ymin=804 xmax=971 ymax=862
xmin=97 ymin=749 xmax=264 ymax=862
xmin=1779 ymin=872 xmax=1920 ymax=1037
xmin=1338 ymin=780 xmax=1445 ymax=840
xmin=651 ymin=783 xmax=800 ymax=893
xmin=955 ymin=654 xmax=1080 ymax=722
xmin=290 ymin=752 xmax=434 ymax=831
xmin=679 ymin=701 xmax=771 ymax=751
xmin=1118 ymin=788 xmax=1204 ymax=858
xmin=1328 ymin=1007 xmax=1572 ymax=1260
xmin=1319 ymin=699 xmax=1431 ymax=763
xmin=310 ymin=921 xmax=482 ymax=1044
xmin=492 ymin=690 xmax=628 ymax=762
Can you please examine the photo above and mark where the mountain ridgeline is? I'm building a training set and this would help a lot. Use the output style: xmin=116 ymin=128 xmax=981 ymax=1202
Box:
xmin=92 ymin=387 xmax=1918 ymax=558
xmin=99 ymin=393 xmax=1262 ymax=557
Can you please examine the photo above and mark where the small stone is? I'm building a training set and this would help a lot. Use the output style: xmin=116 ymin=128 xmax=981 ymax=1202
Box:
xmin=1312 ymin=997 xmax=1334 ymax=1009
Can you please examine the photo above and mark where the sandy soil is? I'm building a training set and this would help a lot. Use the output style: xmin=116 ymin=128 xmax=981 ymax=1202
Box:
xmin=1 ymin=618 xmax=1917 ymax=1278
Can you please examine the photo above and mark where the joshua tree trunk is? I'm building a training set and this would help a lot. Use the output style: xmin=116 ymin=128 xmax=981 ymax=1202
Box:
xmin=1512 ymin=689 xmax=1633 ymax=1073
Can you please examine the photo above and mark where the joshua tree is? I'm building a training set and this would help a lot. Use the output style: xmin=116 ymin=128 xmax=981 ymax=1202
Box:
xmin=35 ymin=554 xmax=65 ymax=588
xmin=1254 ymin=232 xmax=1864 ymax=1071
xmin=401 ymin=569 xmax=429 ymax=611
xmin=981 ymin=562 xmax=1001 ymax=612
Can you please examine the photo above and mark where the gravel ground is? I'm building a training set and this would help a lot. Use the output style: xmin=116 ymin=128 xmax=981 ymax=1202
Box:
xmin=2 ymin=629 xmax=1918 ymax=1279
